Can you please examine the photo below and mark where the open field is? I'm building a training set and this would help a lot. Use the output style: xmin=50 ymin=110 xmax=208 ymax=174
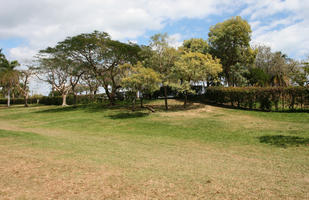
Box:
xmin=0 ymin=100 xmax=309 ymax=199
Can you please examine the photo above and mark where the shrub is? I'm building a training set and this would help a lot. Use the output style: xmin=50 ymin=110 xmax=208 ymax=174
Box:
xmin=204 ymin=86 xmax=309 ymax=111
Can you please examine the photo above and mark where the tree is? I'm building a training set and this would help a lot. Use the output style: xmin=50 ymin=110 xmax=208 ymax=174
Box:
xmin=230 ymin=63 xmax=249 ymax=87
xmin=174 ymin=52 xmax=222 ymax=107
xmin=121 ymin=62 xmax=161 ymax=111
xmin=290 ymin=58 xmax=309 ymax=86
xmin=68 ymin=63 xmax=85 ymax=105
xmin=36 ymin=50 xmax=73 ymax=106
xmin=182 ymin=38 xmax=208 ymax=54
xmin=81 ymin=70 xmax=100 ymax=98
xmin=0 ymin=49 xmax=20 ymax=107
xmin=247 ymin=67 xmax=270 ymax=86
xmin=208 ymin=16 xmax=256 ymax=86
xmin=57 ymin=31 xmax=141 ymax=105
xmin=18 ymin=68 xmax=35 ymax=107
xmin=147 ymin=33 xmax=179 ymax=110
xmin=254 ymin=45 xmax=297 ymax=86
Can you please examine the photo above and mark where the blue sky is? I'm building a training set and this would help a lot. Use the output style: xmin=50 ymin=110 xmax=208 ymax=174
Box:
xmin=1 ymin=0 xmax=308 ymax=94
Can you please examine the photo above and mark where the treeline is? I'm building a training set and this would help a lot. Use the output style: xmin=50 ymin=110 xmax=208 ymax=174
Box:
xmin=1 ymin=16 xmax=309 ymax=110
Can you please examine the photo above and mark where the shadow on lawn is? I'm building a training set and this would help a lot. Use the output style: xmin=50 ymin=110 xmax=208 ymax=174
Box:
xmin=259 ymin=135 xmax=309 ymax=148
xmin=34 ymin=104 xmax=123 ymax=113
xmin=108 ymin=112 xmax=149 ymax=119
xmin=34 ymin=100 xmax=205 ymax=114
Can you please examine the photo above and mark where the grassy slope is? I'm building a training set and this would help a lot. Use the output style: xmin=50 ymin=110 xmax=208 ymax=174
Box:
xmin=0 ymin=100 xmax=308 ymax=199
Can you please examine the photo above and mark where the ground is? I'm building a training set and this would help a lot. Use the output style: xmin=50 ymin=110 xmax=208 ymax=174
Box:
xmin=0 ymin=100 xmax=308 ymax=199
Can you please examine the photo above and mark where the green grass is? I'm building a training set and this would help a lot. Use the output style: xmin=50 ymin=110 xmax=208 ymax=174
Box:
xmin=0 ymin=101 xmax=308 ymax=199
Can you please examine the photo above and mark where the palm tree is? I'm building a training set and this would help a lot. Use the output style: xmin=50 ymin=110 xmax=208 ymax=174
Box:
xmin=0 ymin=49 xmax=20 ymax=107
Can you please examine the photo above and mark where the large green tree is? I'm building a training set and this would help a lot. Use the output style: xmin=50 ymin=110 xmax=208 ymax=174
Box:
xmin=57 ymin=31 xmax=140 ymax=105
xmin=36 ymin=47 xmax=84 ymax=106
xmin=121 ymin=62 xmax=161 ymax=111
xmin=174 ymin=52 xmax=222 ymax=107
xmin=208 ymin=16 xmax=256 ymax=86
xmin=0 ymin=49 xmax=20 ymax=107
xmin=254 ymin=45 xmax=297 ymax=86
xmin=147 ymin=33 xmax=179 ymax=110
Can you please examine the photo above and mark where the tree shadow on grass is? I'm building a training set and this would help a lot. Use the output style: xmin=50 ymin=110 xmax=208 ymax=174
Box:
xmin=259 ymin=135 xmax=309 ymax=148
xmin=107 ymin=112 xmax=149 ymax=120
xmin=34 ymin=104 xmax=114 ymax=113
xmin=35 ymin=106 xmax=82 ymax=113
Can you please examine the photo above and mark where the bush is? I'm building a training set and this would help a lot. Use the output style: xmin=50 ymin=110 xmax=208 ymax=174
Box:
xmin=0 ymin=94 xmax=107 ymax=106
xmin=0 ymin=97 xmax=41 ymax=105
xmin=204 ymin=86 xmax=309 ymax=111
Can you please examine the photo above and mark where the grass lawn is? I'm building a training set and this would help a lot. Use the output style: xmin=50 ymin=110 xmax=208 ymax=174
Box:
xmin=0 ymin=100 xmax=308 ymax=199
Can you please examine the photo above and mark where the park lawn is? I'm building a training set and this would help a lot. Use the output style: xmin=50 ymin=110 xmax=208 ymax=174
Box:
xmin=0 ymin=100 xmax=308 ymax=199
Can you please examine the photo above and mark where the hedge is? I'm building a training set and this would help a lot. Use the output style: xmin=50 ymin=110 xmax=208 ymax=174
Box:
xmin=204 ymin=86 xmax=309 ymax=111
xmin=0 ymin=94 xmax=106 ymax=106
xmin=2 ymin=87 xmax=308 ymax=111
xmin=0 ymin=98 xmax=40 ymax=105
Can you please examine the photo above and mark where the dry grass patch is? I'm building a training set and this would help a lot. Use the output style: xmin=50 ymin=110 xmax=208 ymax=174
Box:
xmin=0 ymin=103 xmax=308 ymax=199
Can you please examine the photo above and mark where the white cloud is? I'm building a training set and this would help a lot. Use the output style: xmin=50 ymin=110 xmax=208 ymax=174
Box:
xmin=7 ymin=47 xmax=38 ymax=66
xmin=1 ymin=0 xmax=309 ymax=94
xmin=242 ymin=0 xmax=309 ymax=59
xmin=0 ymin=0 xmax=235 ymax=60
xmin=168 ymin=33 xmax=183 ymax=48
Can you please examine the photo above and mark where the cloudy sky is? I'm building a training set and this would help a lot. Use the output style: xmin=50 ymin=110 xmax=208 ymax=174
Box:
xmin=0 ymin=0 xmax=308 ymax=93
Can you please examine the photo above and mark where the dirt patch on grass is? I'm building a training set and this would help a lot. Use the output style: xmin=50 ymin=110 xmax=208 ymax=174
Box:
xmin=0 ymin=148 xmax=134 ymax=200
xmin=157 ymin=103 xmax=216 ymax=120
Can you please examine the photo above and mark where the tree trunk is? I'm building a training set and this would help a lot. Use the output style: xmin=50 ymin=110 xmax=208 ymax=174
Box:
xmin=132 ymin=97 xmax=136 ymax=111
xmin=104 ymin=85 xmax=115 ymax=106
xmin=7 ymin=88 xmax=11 ymax=107
xmin=24 ymin=94 xmax=28 ymax=107
xmin=73 ymin=94 xmax=77 ymax=105
xmin=140 ymin=97 xmax=144 ymax=108
xmin=184 ymin=91 xmax=188 ymax=108
xmin=62 ymin=94 xmax=67 ymax=106
xmin=72 ymin=86 xmax=77 ymax=105
xmin=109 ymin=91 xmax=116 ymax=105
xmin=164 ymin=86 xmax=168 ymax=110
xmin=51 ymin=85 xmax=55 ymax=97
xmin=109 ymin=96 xmax=115 ymax=105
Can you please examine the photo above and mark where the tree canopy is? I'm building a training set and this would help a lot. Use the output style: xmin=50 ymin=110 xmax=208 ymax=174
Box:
xmin=208 ymin=16 xmax=257 ymax=86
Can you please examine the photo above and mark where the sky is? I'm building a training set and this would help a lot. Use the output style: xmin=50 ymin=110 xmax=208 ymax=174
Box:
xmin=1 ymin=0 xmax=309 ymax=94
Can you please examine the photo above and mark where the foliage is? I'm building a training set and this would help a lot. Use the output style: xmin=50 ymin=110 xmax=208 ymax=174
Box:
xmin=247 ymin=67 xmax=270 ymax=87
xmin=205 ymin=86 xmax=309 ymax=111
xmin=121 ymin=62 xmax=161 ymax=94
xmin=254 ymin=45 xmax=298 ymax=87
xmin=291 ymin=58 xmax=309 ymax=86
xmin=182 ymin=38 xmax=208 ymax=54
xmin=121 ymin=62 xmax=161 ymax=110
xmin=174 ymin=52 xmax=222 ymax=107
xmin=55 ymin=31 xmax=141 ymax=105
xmin=146 ymin=33 xmax=179 ymax=110
xmin=208 ymin=16 xmax=257 ymax=86
xmin=0 ymin=49 xmax=20 ymax=107
xmin=230 ymin=63 xmax=249 ymax=87
xmin=36 ymin=48 xmax=78 ymax=106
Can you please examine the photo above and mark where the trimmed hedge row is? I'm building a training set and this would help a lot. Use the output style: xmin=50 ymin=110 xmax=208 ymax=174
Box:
xmin=204 ymin=86 xmax=309 ymax=111
xmin=2 ymin=87 xmax=308 ymax=111
xmin=40 ymin=95 xmax=106 ymax=105
xmin=0 ymin=94 xmax=106 ymax=106
xmin=0 ymin=98 xmax=39 ymax=105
